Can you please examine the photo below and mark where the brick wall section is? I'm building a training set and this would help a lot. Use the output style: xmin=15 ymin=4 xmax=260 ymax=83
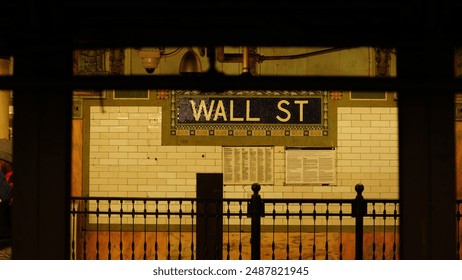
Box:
xmin=336 ymin=107 xmax=399 ymax=199
xmin=89 ymin=106 xmax=399 ymax=200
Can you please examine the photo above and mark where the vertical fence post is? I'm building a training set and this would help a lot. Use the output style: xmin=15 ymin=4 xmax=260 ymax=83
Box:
xmin=352 ymin=183 xmax=366 ymax=260
xmin=249 ymin=183 xmax=263 ymax=260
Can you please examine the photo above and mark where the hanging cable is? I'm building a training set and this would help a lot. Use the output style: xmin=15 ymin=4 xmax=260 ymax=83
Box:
xmin=258 ymin=47 xmax=354 ymax=62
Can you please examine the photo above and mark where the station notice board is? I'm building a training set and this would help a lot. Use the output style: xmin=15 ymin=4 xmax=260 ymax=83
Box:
xmin=223 ymin=146 xmax=274 ymax=185
xmin=285 ymin=147 xmax=336 ymax=185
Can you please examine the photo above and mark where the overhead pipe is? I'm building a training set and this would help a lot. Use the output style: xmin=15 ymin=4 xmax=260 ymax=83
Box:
xmin=216 ymin=46 xmax=355 ymax=64
xmin=214 ymin=46 xmax=357 ymax=76
xmin=216 ymin=46 xmax=255 ymax=63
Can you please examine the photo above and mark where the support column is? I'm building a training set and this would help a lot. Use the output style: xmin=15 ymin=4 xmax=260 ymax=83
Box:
xmin=12 ymin=1 xmax=72 ymax=259
xmin=13 ymin=49 xmax=73 ymax=260
xmin=398 ymin=45 xmax=456 ymax=259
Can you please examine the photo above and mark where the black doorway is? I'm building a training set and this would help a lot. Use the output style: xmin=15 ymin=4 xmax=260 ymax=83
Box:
xmin=196 ymin=173 xmax=223 ymax=260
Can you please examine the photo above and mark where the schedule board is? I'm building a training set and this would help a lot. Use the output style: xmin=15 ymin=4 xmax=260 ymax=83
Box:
xmin=223 ymin=146 xmax=274 ymax=185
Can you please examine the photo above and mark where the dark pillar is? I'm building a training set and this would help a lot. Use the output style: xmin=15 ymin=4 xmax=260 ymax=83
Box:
xmin=12 ymin=1 xmax=72 ymax=259
xmin=398 ymin=45 xmax=456 ymax=259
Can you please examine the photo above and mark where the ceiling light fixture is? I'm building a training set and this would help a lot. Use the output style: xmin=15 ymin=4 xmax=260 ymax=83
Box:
xmin=179 ymin=48 xmax=202 ymax=75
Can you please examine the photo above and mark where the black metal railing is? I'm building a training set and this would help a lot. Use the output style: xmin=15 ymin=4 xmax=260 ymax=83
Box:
xmin=246 ymin=183 xmax=400 ymax=260
xmin=69 ymin=183 xmax=416 ymax=260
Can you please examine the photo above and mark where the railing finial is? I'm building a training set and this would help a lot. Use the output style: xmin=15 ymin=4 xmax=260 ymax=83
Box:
xmin=251 ymin=182 xmax=261 ymax=194
xmin=355 ymin=183 xmax=364 ymax=195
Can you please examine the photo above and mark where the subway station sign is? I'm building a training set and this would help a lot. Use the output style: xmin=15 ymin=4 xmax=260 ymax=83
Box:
xmin=168 ymin=90 xmax=330 ymax=144
xmin=177 ymin=97 xmax=322 ymax=125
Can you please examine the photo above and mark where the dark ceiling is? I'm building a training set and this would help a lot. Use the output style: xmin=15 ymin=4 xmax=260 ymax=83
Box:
xmin=1 ymin=0 xmax=461 ymax=54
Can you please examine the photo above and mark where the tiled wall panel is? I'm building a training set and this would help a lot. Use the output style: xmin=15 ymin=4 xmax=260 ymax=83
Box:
xmin=89 ymin=106 xmax=398 ymax=200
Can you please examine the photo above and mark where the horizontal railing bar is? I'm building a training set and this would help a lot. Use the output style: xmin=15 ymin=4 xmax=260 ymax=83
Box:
xmin=71 ymin=197 xmax=400 ymax=203
xmin=263 ymin=213 xmax=353 ymax=217
xmin=78 ymin=224 xmax=396 ymax=233
xmin=364 ymin=214 xmax=400 ymax=218
xmin=263 ymin=199 xmax=356 ymax=204
xmin=72 ymin=213 xmax=399 ymax=219
xmin=365 ymin=200 xmax=400 ymax=204
xmin=71 ymin=197 xmax=250 ymax=202
xmin=72 ymin=211 xmax=246 ymax=217
xmin=71 ymin=197 xmax=367 ymax=204
xmin=70 ymin=210 xmax=359 ymax=217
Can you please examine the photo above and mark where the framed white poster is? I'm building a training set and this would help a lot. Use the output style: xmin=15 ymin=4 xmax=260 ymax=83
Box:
xmin=285 ymin=147 xmax=336 ymax=185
